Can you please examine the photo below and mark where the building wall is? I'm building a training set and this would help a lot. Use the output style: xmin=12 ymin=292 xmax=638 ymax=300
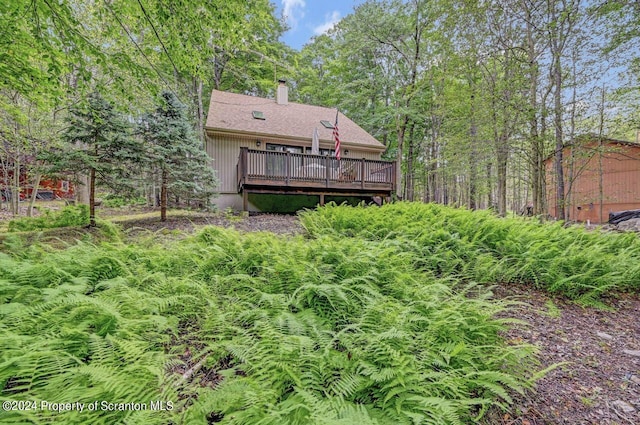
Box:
xmin=545 ymin=142 xmax=640 ymax=223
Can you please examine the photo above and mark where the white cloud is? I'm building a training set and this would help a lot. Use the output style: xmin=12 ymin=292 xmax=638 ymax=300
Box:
xmin=313 ymin=11 xmax=341 ymax=35
xmin=282 ymin=0 xmax=305 ymax=30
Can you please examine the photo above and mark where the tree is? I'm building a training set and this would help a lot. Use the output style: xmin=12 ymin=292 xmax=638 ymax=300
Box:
xmin=138 ymin=92 xmax=217 ymax=221
xmin=54 ymin=92 xmax=140 ymax=226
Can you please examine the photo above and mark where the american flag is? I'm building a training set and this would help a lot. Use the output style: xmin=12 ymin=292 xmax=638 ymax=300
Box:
xmin=333 ymin=109 xmax=341 ymax=160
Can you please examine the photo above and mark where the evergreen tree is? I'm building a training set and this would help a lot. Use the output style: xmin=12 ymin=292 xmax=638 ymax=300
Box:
xmin=53 ymin=92 xmax=141 ymax=226
xmin=139 ymin=92 xmax=217 ymax=221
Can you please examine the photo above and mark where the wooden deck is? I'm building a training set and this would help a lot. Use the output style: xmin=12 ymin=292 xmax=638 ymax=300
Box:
xmin=237 ymin=148 xmax=395 ymax=209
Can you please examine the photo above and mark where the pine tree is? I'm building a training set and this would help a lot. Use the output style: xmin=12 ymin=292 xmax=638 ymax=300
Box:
xmin=139 ymin=92 xmax=217 ymax=221
xmin=54 ymin=92 xmax=141 ymax=226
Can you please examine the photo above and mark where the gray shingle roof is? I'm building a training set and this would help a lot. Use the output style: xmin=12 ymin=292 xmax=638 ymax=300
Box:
xmin=205 ymin=90 xmax=385 ymax=150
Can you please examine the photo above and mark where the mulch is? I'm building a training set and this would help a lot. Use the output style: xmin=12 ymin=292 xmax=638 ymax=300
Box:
xmin=489 ymin=285 xmax=640 ymax=425
xmin=114 ymin=212 xmax=305 ymax=236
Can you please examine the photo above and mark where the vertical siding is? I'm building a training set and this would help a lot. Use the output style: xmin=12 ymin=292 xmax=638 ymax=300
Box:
xmin=206 ymin=134 xmax=252 ymax=193
xmin=343 ymin=149 xmax=382 ymax=161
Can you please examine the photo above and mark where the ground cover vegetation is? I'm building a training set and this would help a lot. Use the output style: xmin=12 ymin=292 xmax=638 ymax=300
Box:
xmin=7 ymin=204 xmax=89 ymax=232
xmin=300 ymin=203 xmax=640 ymax=304
xmin=0 ymin=206 xmax=545 ymax=424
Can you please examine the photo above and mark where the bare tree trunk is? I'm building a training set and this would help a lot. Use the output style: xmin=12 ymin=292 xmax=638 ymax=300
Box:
xmin=526 ymin=15 xmax=544 ymax=215
xmin=405 ymin=124 xmax=415 ymax=201
xmin=552 ymin=52 xmax=565 ymax=220
xmin=497 ymin=139 xmax=509 ymax=216
xmin=469 ymin=92 xmax=478 ymax=210
xmin=161 ymin=168 xmax=168 ymax=222
xmin=11 ymin=157 xmax=20 ymax=216
xmin=598 ymin=84 xmax=606 ymax=223
xmin=27 ymin=171 xmax=41 ymax=217
xmin=76 ymin=175 xmax=90 ymax=204
xmin=395 ymin=113 xmax=408 ymax=200
xmin=486 ymin=162 xmax=493 ymax=209
xmin=89 ymin=166 xmax=96 ymax=227
xmin=193 ymin=76 xmax=205 ymax=143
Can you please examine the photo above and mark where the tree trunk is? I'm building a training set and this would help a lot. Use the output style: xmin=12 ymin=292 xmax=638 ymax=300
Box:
xmin=486 ymin=162 xmax=493 ymax=209
xmin=405 ymin=124 xmax=415 ymax=201
xmin=161 ymin=168 xmax=168 ymax=222
xmin=27 ymin=171 xmax=41 ymax=217
xmin=11 ymin=158 xmax=20 ymax=216
xmin=526 ymin=15 xmax=544 ymax=215
xmin=89 ymin=166 xmax=96 ymax=227
xmin=395 ymin=113 xmax=408 ymax=200
xmin=552 ymin=52 xmax=565 ymax=220
xmin=469 ymin=92 xmax=478 ymax=210
xmin=193 ymin=76 xmax=205 ymax=143
xmin=496 ymin=139 xmax=509 ymax=216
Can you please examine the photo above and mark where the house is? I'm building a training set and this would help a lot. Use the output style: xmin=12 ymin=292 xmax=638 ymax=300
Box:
xmin=545 ymin=135 xmax=640 ymax=223
xmin=0 ymin=163 xmax=74 ymax=201
xmin=204 ymin=81 xmax=395 ymax=212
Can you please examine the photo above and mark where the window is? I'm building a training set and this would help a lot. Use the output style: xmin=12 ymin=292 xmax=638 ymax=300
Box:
xmin=305 ymin=147 xmax=335 ymax=156
xmin=265 ymin=144 xmax=303 ymax=176
xmin=305 ymin=147 xmax=338 ymax=169
xmin=252 ymin=111 xmax=265 ymax=120
xmin=320 ymin=120 xmax=334 ymax=129
xmin=267 ymin=144 xmax=303 ymax=154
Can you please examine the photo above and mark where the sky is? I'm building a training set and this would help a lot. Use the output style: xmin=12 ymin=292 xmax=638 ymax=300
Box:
xmin=275 ymin=0 xmax=365 ymax=50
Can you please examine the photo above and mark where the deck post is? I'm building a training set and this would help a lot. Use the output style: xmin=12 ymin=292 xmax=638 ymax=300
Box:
xmin=361 ymin=158 xmax=365 ymax=189
xmin=242 ymin=190 xmax=248 ymax=212
xmin=285 ymin=151 xmax=290 ymax=186
xmin=241 ymin=148 xmax=249 ymax=189
xmin=325 ymin=155 xmax=330 ymax=188
xmin=319 ymin=194 xmax=325 ymax=206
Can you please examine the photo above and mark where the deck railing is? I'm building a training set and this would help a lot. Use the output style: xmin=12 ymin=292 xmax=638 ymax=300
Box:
xmin=237 ymin=148 xmax=395 ymax=193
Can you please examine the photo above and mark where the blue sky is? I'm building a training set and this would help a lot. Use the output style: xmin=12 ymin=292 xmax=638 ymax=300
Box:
xmin=275 ymin=0 xmax=365 ymax=50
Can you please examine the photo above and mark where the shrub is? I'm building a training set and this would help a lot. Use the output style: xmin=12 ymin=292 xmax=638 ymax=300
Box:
xmin=8 ymin=204 xmax=90 ymax=232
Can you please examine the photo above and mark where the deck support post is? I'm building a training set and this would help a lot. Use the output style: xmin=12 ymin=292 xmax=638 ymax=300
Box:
xmin=325 ymin=155 xmax=330 ymax=188
xmin=319 ymin=193 xmax=325 ymax=206
xmin=242 ymin=190 xmax=248 ymax=212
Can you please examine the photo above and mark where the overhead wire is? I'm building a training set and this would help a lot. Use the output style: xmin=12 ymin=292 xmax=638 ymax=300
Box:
xmin=134 ymin=0 xmax=181 ymax=77
xmin=102 ymin=0 xmax=184 ymax=104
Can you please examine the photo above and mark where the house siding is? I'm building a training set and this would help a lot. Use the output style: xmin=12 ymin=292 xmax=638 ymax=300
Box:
xmin=206 ymin=133 xmax=252 ymax=194
xmin=545 ymin=141 xmax=640 ymax=223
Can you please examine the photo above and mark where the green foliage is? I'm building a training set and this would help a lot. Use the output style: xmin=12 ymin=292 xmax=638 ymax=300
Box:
xmin=0 ymin=211 xmax=537 ymax=424
xmin=300 ymin=202 xmax=640 ymax=302
xmin=101 ymin=195 xmax=146 ymax=208
xmin=8 ymin=205 xmax=90 ymax=232
xmin=138 ymin=92 xmax=217 ymax=215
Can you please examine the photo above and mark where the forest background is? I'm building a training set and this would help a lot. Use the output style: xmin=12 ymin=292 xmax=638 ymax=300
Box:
xmin=1 ymin=0 xmax=639 ymax=219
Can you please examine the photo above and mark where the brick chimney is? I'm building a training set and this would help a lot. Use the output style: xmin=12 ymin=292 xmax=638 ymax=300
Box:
xmin=276 ymin=79 xmax=288 ymax=105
